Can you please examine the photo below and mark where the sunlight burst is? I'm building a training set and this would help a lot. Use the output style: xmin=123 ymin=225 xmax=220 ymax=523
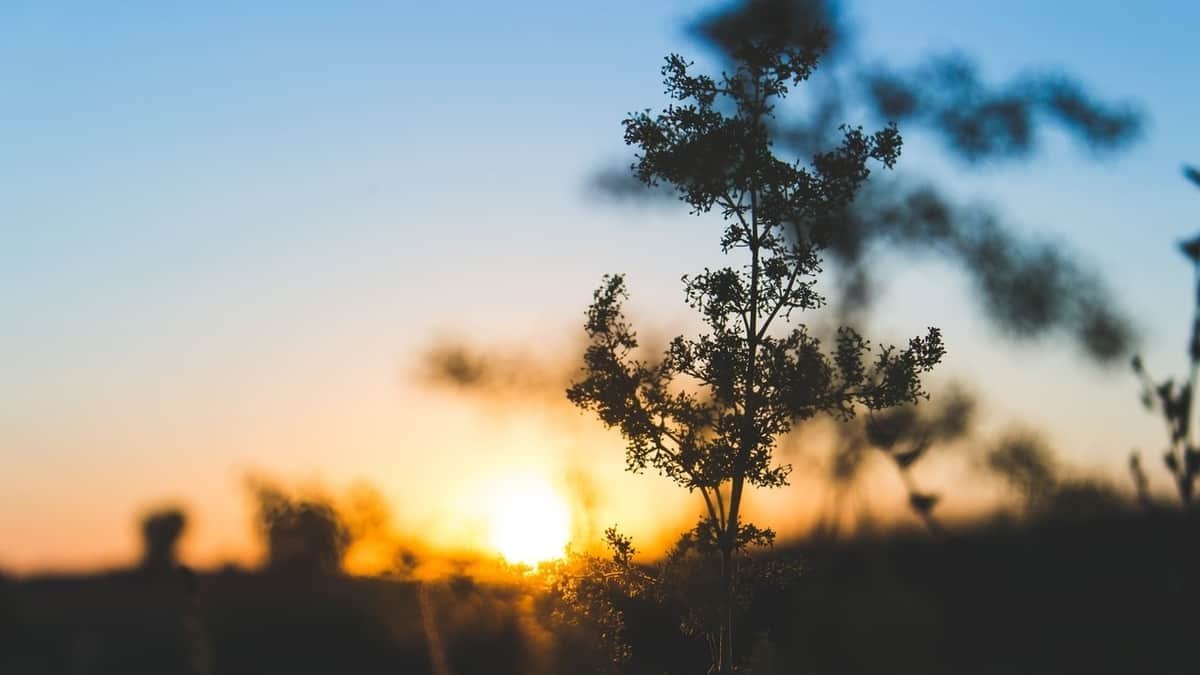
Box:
xmin=488 ymin=477 xmax=571 ymax=565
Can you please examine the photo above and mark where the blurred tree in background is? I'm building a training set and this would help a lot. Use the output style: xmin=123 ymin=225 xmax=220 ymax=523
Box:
xmin=249 ymin=481 xmax=351 ymax=576
xmin=140 ymin=508 xmax=187 ymax=572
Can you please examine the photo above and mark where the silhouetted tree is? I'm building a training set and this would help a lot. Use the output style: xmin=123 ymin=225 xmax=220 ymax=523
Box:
xmin=251 ymin=482 xmax=351 ymax=575
xmin=595 ymin=0 xmax=1141 ymax=365
xmin=140 ymin=508 xmax=187 ymax=572
xmin=986 ymin=432 xmax=1060 ymax=514
xmin=568 ymin=38 xmax=943 ymax=672
xmin=1131 ymin=166 xmax=1200 ymax=505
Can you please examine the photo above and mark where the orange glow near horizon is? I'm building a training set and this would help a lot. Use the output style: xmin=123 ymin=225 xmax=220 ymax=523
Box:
xmin=486 ymin=476 xmax=572 ymax=565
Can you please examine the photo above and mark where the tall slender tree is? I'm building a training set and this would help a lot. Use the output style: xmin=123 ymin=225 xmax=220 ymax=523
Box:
xmin=568 ymin=38 xmax=944 ymax=673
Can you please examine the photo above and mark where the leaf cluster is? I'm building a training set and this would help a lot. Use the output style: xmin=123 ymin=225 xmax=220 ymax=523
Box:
xmin=544 ymin=528 xmax=656 ymax=672
xmin=569 ymin=275 xmax=942 ymax=495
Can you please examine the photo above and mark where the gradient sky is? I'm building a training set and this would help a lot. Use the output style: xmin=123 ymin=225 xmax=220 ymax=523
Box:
xmin=3 ymin=1 xmax=1200 ymax=572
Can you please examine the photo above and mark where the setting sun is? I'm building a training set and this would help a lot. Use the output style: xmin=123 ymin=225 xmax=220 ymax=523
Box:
xmin=488 ymin=477 xmax=572 ymax=565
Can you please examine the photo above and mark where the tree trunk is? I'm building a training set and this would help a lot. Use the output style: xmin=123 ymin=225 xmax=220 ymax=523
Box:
xmin=716 ymin=542 xmax=735 ymax=673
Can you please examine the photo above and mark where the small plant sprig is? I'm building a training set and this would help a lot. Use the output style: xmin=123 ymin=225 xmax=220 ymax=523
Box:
xmin=1130 ymin=165 xmax=1200 ymax=505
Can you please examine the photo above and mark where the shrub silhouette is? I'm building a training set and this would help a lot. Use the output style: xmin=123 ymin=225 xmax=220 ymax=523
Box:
xmin=140 ymin=508 xmax=187 ymax=572
xmin=987 ymin=432 xmax=1060 ymax=514
xmin=250 ymin=483 xmax=351 ymax=575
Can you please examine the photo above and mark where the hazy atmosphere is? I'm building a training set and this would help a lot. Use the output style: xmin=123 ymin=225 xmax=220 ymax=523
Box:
xmin=4 ymin=2 xmax=1200 ymax=674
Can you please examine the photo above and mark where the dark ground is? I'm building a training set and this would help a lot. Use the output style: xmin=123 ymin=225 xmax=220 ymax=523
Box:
xmin=5 ymin=508 xmax=1198 ymax=674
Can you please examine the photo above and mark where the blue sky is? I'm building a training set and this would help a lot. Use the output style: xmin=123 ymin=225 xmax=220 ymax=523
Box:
xmin=2 ymin=1 xmax=1199 ymax=569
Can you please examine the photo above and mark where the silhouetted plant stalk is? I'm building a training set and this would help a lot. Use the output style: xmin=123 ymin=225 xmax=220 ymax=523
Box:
xmin=1131 ymin=166 xmax=1200 ymax=506
xmin=568 ymin=37 xmax=943 ymax=673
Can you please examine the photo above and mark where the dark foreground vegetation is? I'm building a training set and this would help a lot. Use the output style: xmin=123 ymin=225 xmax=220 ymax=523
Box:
xmin=6 ymin=507 xmax=1198 ymax=675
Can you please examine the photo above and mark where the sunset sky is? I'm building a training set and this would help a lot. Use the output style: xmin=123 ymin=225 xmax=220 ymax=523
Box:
xmin=4 ymin=1 xmax=1200 ymax=572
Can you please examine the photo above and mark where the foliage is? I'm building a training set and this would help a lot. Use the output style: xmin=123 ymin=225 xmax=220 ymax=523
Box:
xmin=249 ymin=481 xmax=352 ymax=575
xmin=543 ymin=529 xmax=652 ymax=673
xmin=568 ymin=37 xmax=943 ymax=672
xmin=546 ymin=526 xmax=802 ymax=674
xmin=598 ymin=0 xmax=1142 ymax=365
xmin=1131 ymin=166 xmax=1200 ymax=505
xmin=655 ymin=526 xmax=802 ymax=665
